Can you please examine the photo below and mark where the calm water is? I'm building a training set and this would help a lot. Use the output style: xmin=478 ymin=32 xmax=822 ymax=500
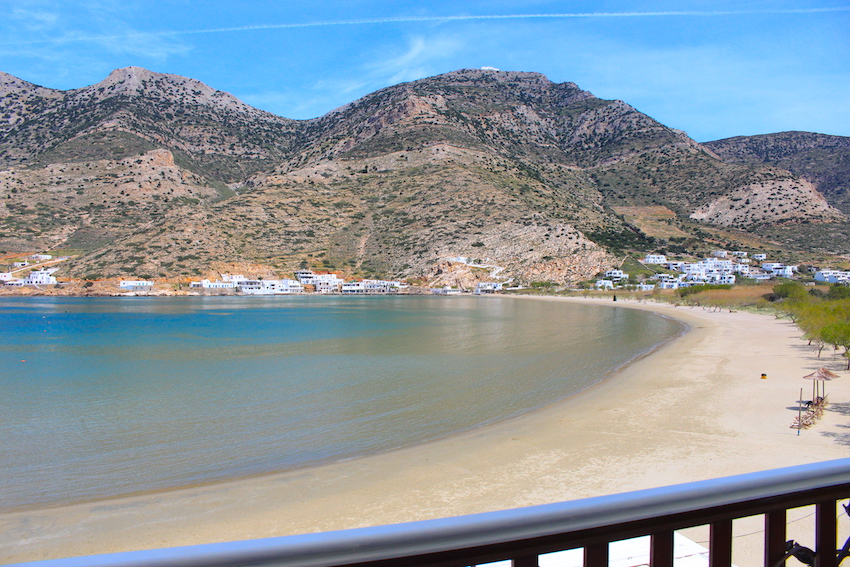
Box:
xmin=0 ymin=296 xmax=683 ymax=510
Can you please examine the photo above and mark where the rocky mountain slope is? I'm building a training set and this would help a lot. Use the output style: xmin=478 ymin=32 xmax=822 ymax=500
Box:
xmin=703 ymin=132 xmax=850 ymax=254
xmin=0 ymin=67 xmax=847 ymax=284
xmin=704 ymin=132 xmax=850 ymax=214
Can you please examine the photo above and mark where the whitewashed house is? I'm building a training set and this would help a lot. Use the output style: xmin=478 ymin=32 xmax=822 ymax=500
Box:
xmin=747 ymin=270 xmax=773 ymax=282
xmin=295 ymin=270 xmax=320 ymax=284
xmin=595 ymin=279 xmax=615 ymax=290
xmin=238 ymin=279 xmax=303 ymax=295
xmin=0 ymin=272 xmax=13 ymax=281
xmin=31 ymin=254 xmax=53 ymax=261
xmin=190 ymin=279 xmax=237 ymax=289
xmin=732 ymin=251 xmax=748 ymax=258
xmin=753 ymin=254 xmax=768 ymax=261
xmin=24 ymin=270 xmax=57 ymax=285
xmin=341 ymin=279 xmax=399 ymax=294
xmin=313 ymin=274 xmax=344 ymax=293
xmin=733 ymin=263 xmax=751 ymax=276
xmin=643 ymin=254 xmax=668 ymax=264
xmin=712 ymin=250 xmax=729 ymax=258
xmin=119 ymin=280 xmax=154 ymax=290
xmin=604 ymin=269 xmax=628 ymax=282
xmin=13 ymin=261 xmax=29 ymax=268
xmin=815 ymin=270 xmax=850 ymax=284
xmin=431 ymin=286 xmax=463 ymax=295
xmin=475 ymin=282 xmax=503 ymax=294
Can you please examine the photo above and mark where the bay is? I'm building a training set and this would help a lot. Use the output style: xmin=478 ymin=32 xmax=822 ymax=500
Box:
xmin=0 ymin=295 xmax=683 ymax=510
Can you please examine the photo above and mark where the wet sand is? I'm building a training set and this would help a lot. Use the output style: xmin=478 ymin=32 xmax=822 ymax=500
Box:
xmin=2 ymin=296 xmax=849 ymax=565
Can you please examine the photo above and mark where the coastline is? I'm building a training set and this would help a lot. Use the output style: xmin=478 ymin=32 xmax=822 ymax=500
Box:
xmin=3 ymin=296 xmax=849 ymax=565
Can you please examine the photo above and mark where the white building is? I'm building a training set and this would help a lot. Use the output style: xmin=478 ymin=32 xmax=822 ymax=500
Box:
xmin=595 ymin=279 xmax=615 ymax=290
xmin=475 ymin=282 xmax=503 ymax=294
xmin=190 ymin=279 xmax=237 ymax=289
xmin=731 ymin=251 xmax=748 ymax=258
xmin=815 ymin=270 xmax=850 ymax=284
xmin=706 ymin=274 xmax=736 ymax=285
xmin=431 ymin=286 xmax=463 ymax=295
xmin=31 ymin=254 xmax=53 ymax=261
xmin=221 ymin=274 xmax=248 ymax=284
xmin=733 ymin=263 xmax=751 ymax=276
xmin=604 ymin=269 xmax=628 ymax=282
xmin=295 ymin=270 xmax=316 ymax=283
xmin=238 ymin=279 xmax=303 ymax=295
xmin=24 ymin=270 xmax=57 ymax=285
xmin=341 ymin=279 xmax=400 ymax=294
xmin=747 ymin=271 xmax=773 ymax=282
xmin=0 ymin=272 xmax=13 ymax=281
xmin=13 ymin=261 xmax=29 ymax=268
xmin=712 ymin=250 xmax=728 ymax=258
xmin=753 ymin=254 xmax=768 ymax=261
xmin=643 ymin=254 xmax=668 ymax=264
xmin=119 ymin=280 xmax=154 ymax=289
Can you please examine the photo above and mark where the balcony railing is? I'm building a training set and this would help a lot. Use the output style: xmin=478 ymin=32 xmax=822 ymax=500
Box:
xmin=12 ymin=458 xmax=850 ymax=567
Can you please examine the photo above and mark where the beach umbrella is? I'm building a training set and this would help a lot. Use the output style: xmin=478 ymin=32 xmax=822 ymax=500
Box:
xmin=803 ymin=367 xmax=840 ymax=400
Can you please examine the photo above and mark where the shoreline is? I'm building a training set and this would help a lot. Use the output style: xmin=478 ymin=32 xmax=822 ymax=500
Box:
xmin=3 ymin=296 xmax=849 ymax=565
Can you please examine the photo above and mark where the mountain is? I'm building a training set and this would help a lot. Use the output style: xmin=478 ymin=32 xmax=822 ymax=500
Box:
xmin=704 ymin=132 xmax=850 ymax=252
xmin=0 ymin=67 xmax=846 ymax=285
xmin=704 ymin=132 xmax=850 ymax=213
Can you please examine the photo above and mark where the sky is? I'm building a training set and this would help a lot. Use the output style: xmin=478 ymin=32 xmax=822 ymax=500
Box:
xmin=1 ymin=0 xmax=848 ymax=142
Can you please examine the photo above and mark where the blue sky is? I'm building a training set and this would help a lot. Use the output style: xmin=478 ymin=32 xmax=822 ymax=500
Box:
xmin=1 ymin=1 xmax=848 ymax=142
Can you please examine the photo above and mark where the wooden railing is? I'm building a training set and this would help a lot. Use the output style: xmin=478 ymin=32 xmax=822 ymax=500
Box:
xmin=11 ymin=458 xmax=850 ymax=567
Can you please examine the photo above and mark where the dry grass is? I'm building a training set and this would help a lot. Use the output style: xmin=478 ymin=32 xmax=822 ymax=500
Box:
xmin=611 ymin=206 xmax=691 ymax=240
xmin=679 ymin=285 xmax=775 ymax=310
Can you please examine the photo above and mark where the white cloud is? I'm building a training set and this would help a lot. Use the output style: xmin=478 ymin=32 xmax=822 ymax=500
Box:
xmin=363 ymin=34 xmax=464 ymax=86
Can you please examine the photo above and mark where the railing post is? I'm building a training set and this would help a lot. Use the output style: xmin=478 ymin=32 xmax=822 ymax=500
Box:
xmin=710 ymin=519 xmax=733 ymax=567
xmin=584 ymin=542 xmax=609 ymax=567
xmin=513 ymin=554 xmax=538 ymax=567
xmin=765 ymin=509 xmax=787 ymax=567
xmin=651 ymin=531 xmax=674 ymax=567
xmin=816 ymin=501 xmax=837 ymax=567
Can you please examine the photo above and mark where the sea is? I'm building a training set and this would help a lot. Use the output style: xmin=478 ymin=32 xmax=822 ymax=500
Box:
xmin=0 ymin=295 xmax=684 ymax=511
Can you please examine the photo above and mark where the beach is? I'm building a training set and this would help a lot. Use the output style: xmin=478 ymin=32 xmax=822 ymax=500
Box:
xmin=2 ymin=296 xmax=849 ymax=566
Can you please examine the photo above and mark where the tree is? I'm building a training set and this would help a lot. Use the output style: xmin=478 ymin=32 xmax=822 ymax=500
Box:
xmin=827 ymin=285 xmax=850 ymax=300
xmin=820 ymin=320 xmax=850 ymax=369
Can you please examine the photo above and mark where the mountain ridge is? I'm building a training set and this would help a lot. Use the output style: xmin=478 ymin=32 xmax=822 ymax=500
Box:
xmin=1 ymin=67 xmax=847 ymax=284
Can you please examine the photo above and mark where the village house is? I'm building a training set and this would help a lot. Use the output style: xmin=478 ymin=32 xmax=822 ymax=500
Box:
xmin=24 ymin=269 xmax=58 ymax=285
xmin=815 ymin=270 xmax=850 ymax=284
xmin=189 ymin=279 xmax=237 ymax=289
xmin=119 ymin=280 xmax=154 ymax=290
xmin=475 ymin=282 xmax=503 ymax=294
xmin=643 ymin=254 xmax=668 ymax=264
xmin=238 ymin=279 xmax=303 ymax=294
xmin=341 ymin=279 xmax=400 ymax=294
xmin=604 ymin=269 xmax=628 ymax=282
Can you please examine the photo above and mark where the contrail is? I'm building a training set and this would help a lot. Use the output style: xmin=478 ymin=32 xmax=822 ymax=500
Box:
xmin=4 ymin=7 xmax=849 ymax=46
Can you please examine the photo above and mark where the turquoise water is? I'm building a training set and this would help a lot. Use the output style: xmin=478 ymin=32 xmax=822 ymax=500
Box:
xmin=0 ymin=296 xmax=683 ymax=510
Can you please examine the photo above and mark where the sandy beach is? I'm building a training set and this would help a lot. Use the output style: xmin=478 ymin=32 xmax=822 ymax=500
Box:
xmin=2 ymin=296 xmax=849 ymax=566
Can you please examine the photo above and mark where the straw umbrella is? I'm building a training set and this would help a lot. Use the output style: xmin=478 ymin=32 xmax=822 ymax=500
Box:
xmin=803 ymin=367 xmax=840 ymax=401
